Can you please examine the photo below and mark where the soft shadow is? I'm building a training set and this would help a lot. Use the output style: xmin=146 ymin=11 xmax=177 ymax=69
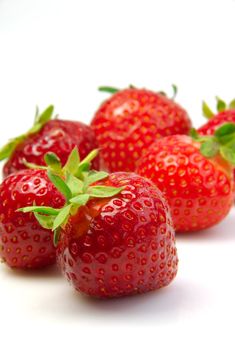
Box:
xmin=40 ymin=278 xmax=208 ymax=324
xmin=0 ymin=263 xmax=61 ymax=280
xmin=177 ymin=210 xmax=235 ymax=242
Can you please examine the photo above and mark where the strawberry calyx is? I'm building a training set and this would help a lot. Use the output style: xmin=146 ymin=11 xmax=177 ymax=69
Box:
xmin=202 ymin=97 xmax=235 ymax=119
xmin=0 ymin=105 xmax=54 ymax=161
xmin=191 ymin=123 xmax=235 ymax=165
xmin=98 ymin=84 xmax=178 ymax=100
xmin=158 ymin=84 xmax=178 ymax=100
xmin=98 ymin=86 xmax=120 ymax=94
xmin=18 ymin=147 xmax=123 ymax=245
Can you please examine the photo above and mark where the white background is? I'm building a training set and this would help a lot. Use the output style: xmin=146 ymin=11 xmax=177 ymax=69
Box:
xmin=0 ymin=0 xmax=235 ymax=349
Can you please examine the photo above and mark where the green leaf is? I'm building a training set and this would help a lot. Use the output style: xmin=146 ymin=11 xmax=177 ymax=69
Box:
xmin=27 ymin=123 xmax=44 ymax=135
xmin=80 ymin=149 xmax=99 ymax=166
xmin=220 ymin=144 xmax=235 ymax=165
xmin=190 ymin=128 xmax=200 ymax=140
xmin=53 ymin=204 xmax=72 ymax=230
xmin=75 ymin=149 xmax=99 ymax=178
xmin=98 ymin=86 xmax=119 ymax=94
xmin=34 ymin=105 xmax=39 ymax=122
xmin=65 ymin=173 xmax=84 ymax=196
xmin=86 ymin=171 xmax=109 ymax=186
xmin=76 ymin=163 xmax=90 ymax=177
xmin=28 ymin=105 xmax=54 ymax=135
xmin=22 ymin=159 xmax=47 ymax=170
xmin=229 ymin=99 xmax=235 ymax=110
xmin=157 ymin=91 xmax=167 ymax=96
xmin=17 ymin=206 xmax=59 ymax=215
xmin=202 ymin=101 xmax=214 ymax=119
xmin=0 ymin=134 xmax=25 ymax=160
xmin=158 ymin=91 xmax=166 ymax=96
xmin=0 ymin=140 xmax=18 ymax=160
xmin=216 ymin=97 xmax=227 ymax=113
xmin=200 ymin=139 xmax=220 ymax=158
xmin=69 ymin=193 xmax=90 ymax=206
xmin=215 ymin=123 xmax=235 ymax=138
xmin=63 ymin=147 xmax=80 ymax=175
xmin=36 ymin=105 xmax=54 ymax=124
xmin=172 ymin=84 xmax=178 ymax=99
xmin=190 ymin=129 xmax=210 ymax=143
xmin=53 ymin=228 xmax=61 ymax=246
xmin=44 ymin=152 xmax=62 ymax=173
xmin=34 ymin=213 xmax=54 ymax=230
xmin=0 ymin=105 xmax=54 ymax=162
xmin=88 ymin=185 xmax=123 ymax=198
xmin=47 ymin=170 xmax=72 ymax=201
xmin=217 ymin=134 xmax=235 ymax=145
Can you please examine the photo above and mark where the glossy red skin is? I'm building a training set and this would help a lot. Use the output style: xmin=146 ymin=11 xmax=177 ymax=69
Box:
xmin=0 ymin=169 xmax=65 ymax=269
xmin=57 ymin=173 xmax=178 ymax=298
xmin=91 ymin=88 xmax=191 ymax=172
xmin=198 ymin=110 xmax=235 ymax=183
xmin=3 ymin=120 xmax=99 ymax=177
xmin=137 ymin=135 xmax=234 ymax=233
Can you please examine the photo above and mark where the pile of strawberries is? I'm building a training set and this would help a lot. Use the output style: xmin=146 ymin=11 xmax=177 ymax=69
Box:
xmin=0 ymin=86 xmax=234 ymax=298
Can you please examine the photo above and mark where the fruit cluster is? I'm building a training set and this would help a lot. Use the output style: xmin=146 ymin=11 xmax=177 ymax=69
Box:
xmin=0 ymin=87 xmax=234 ymax=298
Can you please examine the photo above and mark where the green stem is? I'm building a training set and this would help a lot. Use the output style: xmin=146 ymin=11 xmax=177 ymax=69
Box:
xmin=98 ymin=86 xmax=120 ymax=94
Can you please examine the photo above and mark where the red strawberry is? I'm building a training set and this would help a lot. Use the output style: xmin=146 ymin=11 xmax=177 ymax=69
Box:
xmin=0 ymin=105 xmax=99 ymax=177
xmin=198 ymin=98 xmax=235 ymax=184
xmin=0 ymin=169 xmax=65 ymax=269
xmin=57 ymin=173 xmax=178 ymax=298
xmin=137 ymin=124 xmax=235 ymax=232
xmin=21 ymin=149 xmax=178 ymax=298
xmin=198 ymin=97 xmax=235 ymax=135
xmin=91 ymin=86 xmax=192 ymax=172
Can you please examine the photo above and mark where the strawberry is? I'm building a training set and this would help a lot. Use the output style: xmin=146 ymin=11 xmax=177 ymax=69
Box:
xmin=91 ymin=85 xmax=192 ymax=172
xmin=20 ymin=148 xmax=178 ymax=298
xmin=199 ymin=97 xmax=235 ymax=135
xmin=0 ymin=169 xmax=65 ymax=269
xmin=0 ymin=105 xmax=99 ymax=177
xmin=198 ymin=98 xmax=235 ymax=185
xmin=137 ymin=123 xmax=235 ymax=233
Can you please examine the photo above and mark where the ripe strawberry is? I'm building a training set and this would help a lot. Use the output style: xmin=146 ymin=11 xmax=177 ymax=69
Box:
xmin=0 ymin=169 xmax=65 ymax=269
xmin=21 ymin=148 xmax=178 ymax=298
xmin=0 ymin=105 xmax=99 ymax=177
xmin=198 ymin=98 xmax=235 ymax=185
xmin=91 ymin=85 xmax=192 ymax=172
xmin=137 ymin=123 xmax=235 ymax=232
xmin=198 ymin=97 xmax=235 ymax=135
